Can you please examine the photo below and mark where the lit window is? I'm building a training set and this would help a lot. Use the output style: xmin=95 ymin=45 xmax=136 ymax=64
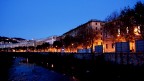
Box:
xmin=126 ymin=27 xmax=129 ymax=34
xmin=134 ymin=26 xmax=140 ymax=35
xmin=118 ymin=29 xmax=120 ymax=35
xmin=112 ymin=43 xmax=114 ymax=48
xmin=138 ymin=26 xmax=141 ymax=33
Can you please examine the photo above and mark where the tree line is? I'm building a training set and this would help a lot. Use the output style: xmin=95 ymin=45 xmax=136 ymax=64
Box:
xmin=104 ymin=1 xmax=144 ymax=42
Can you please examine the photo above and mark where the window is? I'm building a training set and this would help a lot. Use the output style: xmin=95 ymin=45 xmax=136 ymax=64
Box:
xmin=95 ymin=23 xmax=97 ymax=25
xmin=106 ymin=44 xmax=108 ymax=49
xmin=112 ymin=43 xmax=114 ymax=48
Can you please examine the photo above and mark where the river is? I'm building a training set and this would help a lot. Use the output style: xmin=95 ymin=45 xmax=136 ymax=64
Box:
xmin=8 ymin=57 xmax=78 ymax=81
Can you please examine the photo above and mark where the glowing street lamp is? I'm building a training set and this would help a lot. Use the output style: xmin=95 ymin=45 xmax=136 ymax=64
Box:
xmin=71 ymin=43 xmax=74 ymax=53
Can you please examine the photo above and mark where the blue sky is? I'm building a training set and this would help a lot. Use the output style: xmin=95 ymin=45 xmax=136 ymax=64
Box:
xmin=0 ymin=0 xmax=142 ymax=40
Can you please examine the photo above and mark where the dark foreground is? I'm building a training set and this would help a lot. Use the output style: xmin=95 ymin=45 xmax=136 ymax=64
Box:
xmin=0 ymin=52 xmax=144 ymax=81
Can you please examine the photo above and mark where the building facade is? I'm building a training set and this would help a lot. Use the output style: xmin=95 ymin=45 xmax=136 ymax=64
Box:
xmin=61 ymin=19 xmax=105 ymax=52
xmin=61 ymin=19 xmax=143 ymax=53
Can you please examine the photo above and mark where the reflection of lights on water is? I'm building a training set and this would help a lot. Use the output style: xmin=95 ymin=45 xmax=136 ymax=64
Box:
xmin=47 ymin=63 xmax=48 ymax=66
xmin=72 ymin=75 xmax=79 ymax=81
xmin=72 ymin=76 xmax=76 ymax=80
xmin=26 ymin=58 xmax=29 ymax=63
xmin=51 ymin=64 xmax=54 ymax=68
xmin=13 ymin=56 xmax=17 ymax=59
xmin=86 ymin=70 xmax=90 ymax=73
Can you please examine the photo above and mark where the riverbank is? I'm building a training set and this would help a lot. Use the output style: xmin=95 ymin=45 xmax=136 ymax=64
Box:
xmin=0 ymin=53 xmax=13 ymax=81
xmin=0 ymin=52 xmax=144 ymax=81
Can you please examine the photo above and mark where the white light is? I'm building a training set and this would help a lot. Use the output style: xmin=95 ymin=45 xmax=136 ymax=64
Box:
xmin=51 ymin=64 xmax=54 ymax=68
xmin=138 ymin=26 xmax=140 ymax=33
xmin=126 ymin=27 xmax=129 ymax=33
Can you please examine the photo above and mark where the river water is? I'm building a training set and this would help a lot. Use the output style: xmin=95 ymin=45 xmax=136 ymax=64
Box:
xmin=8 ymin=57 xmax=78 ymax=81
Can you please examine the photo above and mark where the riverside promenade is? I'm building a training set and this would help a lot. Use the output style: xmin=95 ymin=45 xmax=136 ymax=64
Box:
xmin=0 ymin=52 xmax=144 ymax=81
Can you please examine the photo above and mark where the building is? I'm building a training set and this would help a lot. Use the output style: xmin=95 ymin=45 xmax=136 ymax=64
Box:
xmin=61 ymin=19 xmax=105 ymax=52
xmin=61 ymin=19 xmax=143 ymax=53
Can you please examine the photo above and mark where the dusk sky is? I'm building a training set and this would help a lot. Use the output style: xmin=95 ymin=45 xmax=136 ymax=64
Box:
xmin=0 ymin=0 xmax=142 ymax=40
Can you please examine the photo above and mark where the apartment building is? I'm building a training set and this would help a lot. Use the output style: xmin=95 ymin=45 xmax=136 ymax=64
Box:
xmin=61 ymin=19 xmax=105 ymax=52
xmin=61 ymin=19 xmax=143 ymax=53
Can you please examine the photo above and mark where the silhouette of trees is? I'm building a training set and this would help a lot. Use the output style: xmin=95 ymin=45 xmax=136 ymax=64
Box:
xmin=62 ymin=35 xmax=74 ymax=48
xmin=41 ymin=42 xmax=50 ymax=52
xmin=134 ymin=1 xmax=144 ymax=39
xmin=53 ymin=40 xmax=62 ymax=49
xmin=104 ymin=1 xmax=144 ymax=41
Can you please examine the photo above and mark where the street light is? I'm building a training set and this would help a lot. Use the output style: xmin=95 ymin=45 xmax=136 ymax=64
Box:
xmin=71 ymin=43 xmax=74 ymax=53
xmin=55 ymin=45 xmax=58 ymax=52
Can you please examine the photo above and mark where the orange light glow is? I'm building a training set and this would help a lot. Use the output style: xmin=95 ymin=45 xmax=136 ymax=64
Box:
xmin=117 ymin=34 xmax=120 ymax=37
xmin=134 ymin=27 xmax=139 ymax=35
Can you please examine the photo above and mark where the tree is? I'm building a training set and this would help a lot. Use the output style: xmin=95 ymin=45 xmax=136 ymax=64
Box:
xmin=53 ymin=41 xmax=62 ymax=49
xmin=104 ymin=11 xmax=120 ymax=42
xmin=134 ymin=1 xmax=144 ymax=39
xmin=63 ymin=35 xmax=74 ymax=48
xmin=41 ymin=42 xmax=50 ymax=52
xmin=75 ymin=24 xmax=100 ymax=53
xmin=104 ymin=1 xmax=144 ymax=42
xmin=36 ymin=45 xmax=42 ymax=52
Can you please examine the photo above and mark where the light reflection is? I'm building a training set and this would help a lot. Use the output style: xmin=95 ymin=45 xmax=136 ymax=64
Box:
xmin=86 ymin=70 xmax=90 ymax=73
xmin=26 ymin=58 xmax=29 ymax=63
xmin=63 ymin=73 xmax=66 ymax=76
xmin=46 ymin=63 xmax=48 ymax=66
xmin=51 ymin=64 xmax=54 ymax=68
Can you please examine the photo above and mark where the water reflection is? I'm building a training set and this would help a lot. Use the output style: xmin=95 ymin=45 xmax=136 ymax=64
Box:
xmin=26 ymin=58 xmax=28 ymax=63
xmin=51 ymin=64 xmax=54 ymax=68
xmin=46 ymin=63 xmax=48 ymax=67
xmin=9 ymin=57 xmax=77 ymax=81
